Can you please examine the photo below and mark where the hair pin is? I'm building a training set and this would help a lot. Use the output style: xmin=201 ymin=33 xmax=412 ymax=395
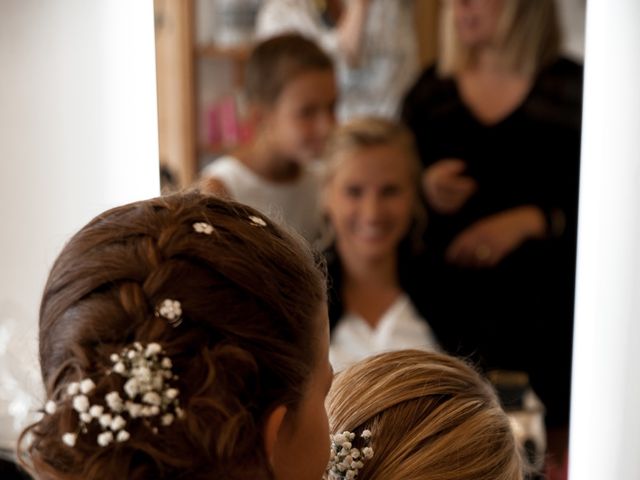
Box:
xmin=156 ymin=299 xmax=183 ymax=327
xmin=193 ymin=222 xmax=214 ymax=235
xmin=248 ymin=215 xmax=267 ymax=227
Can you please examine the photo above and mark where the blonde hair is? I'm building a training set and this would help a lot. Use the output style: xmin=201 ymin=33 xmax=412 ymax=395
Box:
xmin=439 ymin=0 xmax=561 ymax=76
xmin=321 ymin=117 xmax=425 ymax=251
xmin=327 ymin=350 xmax=523 ymax=480
xmin=323 ymin=117 xmax=421 ymax=185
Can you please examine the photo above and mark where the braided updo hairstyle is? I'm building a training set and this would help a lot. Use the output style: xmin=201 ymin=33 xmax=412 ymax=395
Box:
xmin=18 ymin=192 xmax=327 ymax=479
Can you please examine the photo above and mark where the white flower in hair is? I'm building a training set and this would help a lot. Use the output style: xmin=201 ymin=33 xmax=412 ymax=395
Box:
xmin=248 ymin=215 xmax=267 ymax=227
xmin=110 ymin=415 xmax=126 ymax=431
xmin=72 ymin=395 xmax=90 ymax=413
xmin=124 ymin=378 xmax=140 ymax=398
xmin=44 ymin=400 xmax=57 ymax=415
xmin=89 ymin=405 xmax=104 ymax=418
xmin=80 ymin=379 xmax=96 ymax=394
xmin=145 ymin=343 xmax=162 ymax=357
xmin=143 ymin=391 xmax=162 ymax=406
xmin=62 ymin=433 xmax=77 ymax=447
xmin=97 ymin=431 xmax=114 ymax=447
xmin=48 ymin=342 xmax=182 ymax=449
xmin=325 ymin=430 xmax=374 ymax=480
xmin=193 ymin=222 xmax=214 ymax=235
xmin=127 ymin=402 xmax=143 ymax=418
xmin=161 ymin=413 xmax=174 ymax=426
xmin=106 ymin=391 xmax=124 ymax=412
xmin=156 ymin=299 xmax=183 ymax=327
xmin=113 ymin=361 xmax=126 ymax=374
xmin=99 ymin=413 xmax=113 ymax=428
xmin=67 ymin=382 xmax=80 ymax=396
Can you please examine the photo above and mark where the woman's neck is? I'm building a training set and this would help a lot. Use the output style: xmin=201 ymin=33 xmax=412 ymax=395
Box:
xmin=474 ymin=46 xmax=509 ymax=73
xmin=337 ymin=241 xmax=398 ymax=282
xmin=458 ymin=47 xmax=533 ymax=125
xmin=236 ymin=141 xmax=302 ymax=183
xmin=337 ymin=244 xmax=402 ymax=327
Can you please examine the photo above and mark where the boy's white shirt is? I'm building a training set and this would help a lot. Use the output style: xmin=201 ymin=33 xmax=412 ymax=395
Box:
xmin=203 ymin=155 xmax=324 ymax=244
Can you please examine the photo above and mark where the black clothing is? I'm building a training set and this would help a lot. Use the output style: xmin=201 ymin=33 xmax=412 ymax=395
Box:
xmin=402 ymin=58 xmax=583 ymax=426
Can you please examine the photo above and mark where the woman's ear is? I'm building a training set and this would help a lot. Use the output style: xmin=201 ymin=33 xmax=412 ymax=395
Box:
xmin=264 ymin=405 xmax=288 ymax=467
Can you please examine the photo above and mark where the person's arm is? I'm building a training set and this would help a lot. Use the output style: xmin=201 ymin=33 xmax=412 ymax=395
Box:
xmin=335 ymin=0 xmax=372 ymax=64
xmin=445 ymin=205 xmax=547 ymax=268
xmin=256 ymin=0 xmax=371 ymax=63
xmin=422 ymin=158 xmax=478 ymax=214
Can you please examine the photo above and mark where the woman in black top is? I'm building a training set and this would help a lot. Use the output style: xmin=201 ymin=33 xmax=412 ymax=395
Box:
xmin=402 ymin=0 xmax=582 ymax=440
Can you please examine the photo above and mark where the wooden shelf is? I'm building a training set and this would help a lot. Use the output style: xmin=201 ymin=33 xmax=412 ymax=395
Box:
xmin=195 ymin=43 xmax=251 ymax=62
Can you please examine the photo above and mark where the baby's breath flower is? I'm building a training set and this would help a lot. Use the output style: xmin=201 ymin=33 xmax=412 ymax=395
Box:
xmin=52 ymin=342 xmax=182 ymax=449
xmin=326 ymin=430 xmax=374 ymax=479
xmin=72 ymin=395 xmax=90 ymax=413
xmin=62 ymin=432 xmax=77 ymax=447
xmin=97 ymin=431 xmax=114 ymax=447
xmin=44 ymin=400 xmax=57 ymax=415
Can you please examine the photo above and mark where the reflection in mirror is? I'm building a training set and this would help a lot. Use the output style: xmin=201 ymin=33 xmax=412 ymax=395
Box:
xmin=154 ymin=2 xmax=585 ymax=479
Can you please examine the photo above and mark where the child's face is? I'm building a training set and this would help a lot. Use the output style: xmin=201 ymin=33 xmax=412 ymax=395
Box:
xmin=325 ymin=144 xmax=417 ymax=262
xmin=264 ymin=69 xmax=337 ymax=164
xmin=271 ymin=307 xmax=333 ymax=480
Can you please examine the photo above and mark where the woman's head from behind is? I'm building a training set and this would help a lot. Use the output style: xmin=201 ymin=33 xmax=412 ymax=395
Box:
xmin=20 ymin=192 xmax=332 ymax=480
xmin=246 ymin=33 xmax=337 ymax=164
xmin=326 ymin=350 xmax=523 ymax=480
xmin=439 ymin=0 xmax=560 ymax=75
xmin=322 ymin=117 xmax=423 ymax=262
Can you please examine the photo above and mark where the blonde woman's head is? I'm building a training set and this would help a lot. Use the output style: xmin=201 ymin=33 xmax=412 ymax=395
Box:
xmin=321 ymin=117 xmax=425 ymax=258
xmin=439 ymin=0 xmax=560 ymax=76
xmin=327 ymin=350 xmax=523 ymax=480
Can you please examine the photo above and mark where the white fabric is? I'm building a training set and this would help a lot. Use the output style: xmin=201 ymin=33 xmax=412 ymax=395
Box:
xmin=202 ymin=155 xmax=323 ymax=244
xmin=255 ymin=0 xmax=419 ymax=120
xmin=255 ymin=0 xmax=339 ymax=53
xmin=329 ymin=294 xmax=440 ymax=372
xmin=337 ymin=0 xmax=419 ymax=120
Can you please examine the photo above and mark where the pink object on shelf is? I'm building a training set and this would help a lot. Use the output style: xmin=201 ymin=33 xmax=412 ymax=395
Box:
xmin=217 ymin=94 xmax=240 ymax=147
xmin=206 ymin=104 xmax=222 ymax=147
xmin=205 ymin=93 xmax=253 ymax=151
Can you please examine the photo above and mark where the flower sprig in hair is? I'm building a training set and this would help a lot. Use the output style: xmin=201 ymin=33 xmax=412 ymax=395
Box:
xmin=45 ymin=342 xmax=183 ymax=448
xmin=326 ymin=430 xmax=373 ymax=480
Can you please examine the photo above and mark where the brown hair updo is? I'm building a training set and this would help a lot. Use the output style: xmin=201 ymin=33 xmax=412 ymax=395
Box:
xmin=18 ymin=191 xmax=326 ymax=480
xmin=327 ymin=350 xmax=523 ymax=480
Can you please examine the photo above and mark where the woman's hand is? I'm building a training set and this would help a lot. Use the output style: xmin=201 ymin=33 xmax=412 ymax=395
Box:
xmin=445 ymin=206 xmax=546 ymax=268
xmin=422 ymin=159 xmax=478 ymax=214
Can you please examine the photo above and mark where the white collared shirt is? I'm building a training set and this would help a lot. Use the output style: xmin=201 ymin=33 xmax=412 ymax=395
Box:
xmin=329 ymin=294 xmax=440 ymax=372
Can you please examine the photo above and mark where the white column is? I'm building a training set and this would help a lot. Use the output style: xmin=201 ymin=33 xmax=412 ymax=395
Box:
xmin=0 ymin=1 xmax=159 ymax=452
xmin=570 ymin=1 xmax=640 ymax=479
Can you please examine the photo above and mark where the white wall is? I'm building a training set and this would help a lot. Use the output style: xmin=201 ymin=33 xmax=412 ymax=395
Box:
xmin=0 ymin=1 xmax=159 ymax=452
xmin=570 ymin=0 xmax=640 ymax=478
